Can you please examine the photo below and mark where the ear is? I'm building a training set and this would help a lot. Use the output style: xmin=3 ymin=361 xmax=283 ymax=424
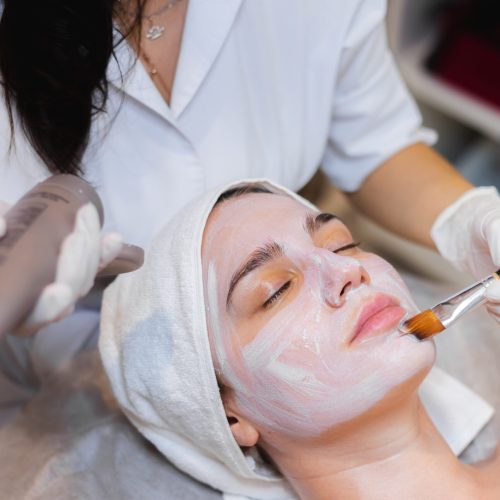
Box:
xmin=225 ymin=408 xmax=260 ymax=447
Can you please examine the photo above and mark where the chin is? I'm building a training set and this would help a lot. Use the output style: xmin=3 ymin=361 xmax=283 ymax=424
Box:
xmin=333 ymin=351 xmax=436 ymax=438
xmin=403 ymin=345 xmax=435 ymax=388
xmin=351 ymin=333 xmax=437 ymax=420
xmin=384 ymin=334 xmax=437 ymax=394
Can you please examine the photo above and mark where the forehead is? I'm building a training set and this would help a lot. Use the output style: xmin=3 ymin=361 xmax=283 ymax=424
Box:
xmin=203 ymin=193 xmax=312 ymax=250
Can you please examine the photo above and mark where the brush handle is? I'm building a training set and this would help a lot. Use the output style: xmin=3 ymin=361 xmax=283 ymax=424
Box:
xmin=434 ymin=270 xmax=500 ymax=328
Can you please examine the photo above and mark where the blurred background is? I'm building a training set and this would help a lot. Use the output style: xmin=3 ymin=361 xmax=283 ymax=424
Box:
xmin=388 ymin=0 xmax=500 ymax=181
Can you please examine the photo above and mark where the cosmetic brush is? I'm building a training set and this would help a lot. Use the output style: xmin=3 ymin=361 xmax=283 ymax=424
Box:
xmin=399 ymin=269 xmax=500 ymax=340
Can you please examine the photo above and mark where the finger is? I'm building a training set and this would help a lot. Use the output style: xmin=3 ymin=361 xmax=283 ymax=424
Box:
xmin=55 ymin=203 xmax=101 ymax=298
xmin=24 ymin=283 xmax=74 ymax=327
xmin=485 ymin=304 xmax=500 ymax=324
xmin=485 ymin=217 xmax=500 ymax=268
xmin=99 ymin=232 xmax=124 ymax=270
xmin=0 ymin=217 xmax=5 ymax=239
xmin=54 ymin=231 xmax=87 ymax=293
xmin=74 ymin=203 xmax=101 ymax=295
xmin=485 ymin=280 xmax=500 ymax=323
xmin=0 ymin=201 xmax=10 ymax=239
xmin=485 ymin=280 xmax=500 ymax=303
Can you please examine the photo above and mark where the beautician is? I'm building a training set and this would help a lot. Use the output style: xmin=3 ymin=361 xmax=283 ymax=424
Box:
xmin=1 ymin=0 xmax=500 ymax=329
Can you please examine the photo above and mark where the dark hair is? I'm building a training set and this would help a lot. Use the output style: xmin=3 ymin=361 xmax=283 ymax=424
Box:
xmin=215 ymin=184 xmax=274 ymax=205
xmin=0 ymin=0 xmax=143 ymax=175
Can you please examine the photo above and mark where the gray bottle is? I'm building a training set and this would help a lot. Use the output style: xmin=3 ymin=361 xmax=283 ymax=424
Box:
xmin=0 ymin=175 xmax=144 ymax=336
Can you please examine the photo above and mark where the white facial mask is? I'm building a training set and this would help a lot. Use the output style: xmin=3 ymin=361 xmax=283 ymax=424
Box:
xmin=203 ymin=194 xmax=435 ymax=438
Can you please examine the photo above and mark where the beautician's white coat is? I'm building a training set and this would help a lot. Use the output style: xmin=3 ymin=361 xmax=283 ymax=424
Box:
xmin=0 ymin=0 xmax=434 ymax=248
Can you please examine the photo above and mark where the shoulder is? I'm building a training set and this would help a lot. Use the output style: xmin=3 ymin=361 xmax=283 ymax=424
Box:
xmin=242 ymin=1 xmax=386 ymax=30
xmin=236 ymin=0 xmax=388 ymax=55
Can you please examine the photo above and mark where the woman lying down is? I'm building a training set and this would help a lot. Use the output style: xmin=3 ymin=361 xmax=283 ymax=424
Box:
xmin=100 ymin=180 xmax=499 ymax=500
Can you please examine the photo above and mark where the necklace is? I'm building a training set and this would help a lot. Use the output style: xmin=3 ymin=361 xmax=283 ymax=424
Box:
xmin=140 ymin=45 xmax=173 ymax=103
xmin=119 ymin=0 xmax=184 ymax=40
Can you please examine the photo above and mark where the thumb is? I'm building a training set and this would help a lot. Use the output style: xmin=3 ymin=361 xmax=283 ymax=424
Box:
xmin=99 ymin=232 xmax=124 ymax=270
xmin=485 ymin=280 xmax=500 ymax=325
xmin=485 ymin=280 xmax=500 ymax=303
xmin=482 ymin=216 xmax=500 ymax=268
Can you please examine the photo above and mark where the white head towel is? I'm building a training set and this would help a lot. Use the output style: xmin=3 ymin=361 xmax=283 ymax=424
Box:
xmin=99 ymin=179 xmax=300 ymax=500
xmin=99 ymin=179 xmax=493 ymax=500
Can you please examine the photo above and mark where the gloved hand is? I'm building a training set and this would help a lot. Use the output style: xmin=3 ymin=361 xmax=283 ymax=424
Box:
xmin=431 ymin=187 xmax=500 ymax=323
xmin=0 ymin=201 xmax=9 ymax=237
xmin=0 ymin=201 xmax=123 ymax=335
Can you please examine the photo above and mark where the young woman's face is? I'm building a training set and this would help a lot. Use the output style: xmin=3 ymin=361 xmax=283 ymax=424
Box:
xmin=202 ymin=192 xmax=435 ymax=438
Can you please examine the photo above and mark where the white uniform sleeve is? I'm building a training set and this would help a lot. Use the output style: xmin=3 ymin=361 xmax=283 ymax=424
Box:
xmin=321 ymin=0 xmax=437 ymax=192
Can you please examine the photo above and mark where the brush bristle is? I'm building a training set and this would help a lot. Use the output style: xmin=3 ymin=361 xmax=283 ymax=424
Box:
xmin=400 ymin=309 xmax=445 ymax=340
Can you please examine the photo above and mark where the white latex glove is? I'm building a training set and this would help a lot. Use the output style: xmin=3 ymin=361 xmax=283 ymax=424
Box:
xmin=0 ymin=200 xmax=9 ymax=237
xmin=431 ymin=187 xmax=500 ymax=323
xmin=0 ymin=202 xmax=123 ymax=335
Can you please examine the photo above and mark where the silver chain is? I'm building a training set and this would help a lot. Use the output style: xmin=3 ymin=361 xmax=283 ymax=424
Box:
xmin=118 ymin=0 xmax=183 ymax=21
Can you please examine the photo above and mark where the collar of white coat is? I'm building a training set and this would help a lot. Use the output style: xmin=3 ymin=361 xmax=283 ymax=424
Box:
xmin=107 ymin=0 xmax=243 ymax=121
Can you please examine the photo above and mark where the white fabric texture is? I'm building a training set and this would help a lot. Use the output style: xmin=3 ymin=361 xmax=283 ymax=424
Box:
xmin=0 ymin=0 xmax=434 ymax=249
xmin=419 ymin=367 xmax=493 ymax=456
xmin=99 ymin=179 xmax=493 ymax=499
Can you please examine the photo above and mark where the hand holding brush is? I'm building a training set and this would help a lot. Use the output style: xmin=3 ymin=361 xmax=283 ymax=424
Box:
xmin=399 ymin=269 xmax=500 ymax=340
xmin=431 ymin=186 xmax=500 ymax=325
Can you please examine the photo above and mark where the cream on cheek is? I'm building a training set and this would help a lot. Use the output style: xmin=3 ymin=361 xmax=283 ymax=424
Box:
xmin=207 ymin=251 xmax=435 ymax=438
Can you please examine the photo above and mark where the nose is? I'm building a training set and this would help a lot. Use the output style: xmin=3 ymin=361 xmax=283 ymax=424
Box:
xmin=310 ymin=250 xmax=369 ymax=308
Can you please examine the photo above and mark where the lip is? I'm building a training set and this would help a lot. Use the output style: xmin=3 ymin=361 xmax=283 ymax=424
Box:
xmin=349 ymin=294 xmax=405 ymax=345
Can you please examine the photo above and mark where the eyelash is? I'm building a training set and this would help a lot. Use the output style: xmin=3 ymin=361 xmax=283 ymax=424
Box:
xmin=261 ymin=242 xmax=361 ymax=310
xmin=332 ymin=241 xmax=361 ymax=253
xmin=263 ymin=281 xmax=291 ymax=309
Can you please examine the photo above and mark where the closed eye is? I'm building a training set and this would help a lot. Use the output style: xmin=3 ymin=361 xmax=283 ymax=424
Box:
xmin=260 ymin=243 xmax=360 ymax=310
xmin=333 ymin=241 xmax=361 ymax=253
xmin=263 ymin=281 xmax=291 ymax=309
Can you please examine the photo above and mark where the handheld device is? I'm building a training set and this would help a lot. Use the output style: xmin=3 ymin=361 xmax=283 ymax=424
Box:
xmin=0 ymin=174 xmax=144 ymax=335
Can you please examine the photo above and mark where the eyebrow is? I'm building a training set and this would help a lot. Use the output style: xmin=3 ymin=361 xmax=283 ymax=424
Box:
xmin=226 ymin=242 xmax=284 ymax=309
xmin=225 ymin=212 xmax=340 ymax=309
xmin=304 ymin=212 xmax=339 ymax=237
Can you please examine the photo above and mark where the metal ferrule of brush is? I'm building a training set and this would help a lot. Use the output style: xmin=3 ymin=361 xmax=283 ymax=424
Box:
xmin=434 ymin=274 xmax=497 ymax=328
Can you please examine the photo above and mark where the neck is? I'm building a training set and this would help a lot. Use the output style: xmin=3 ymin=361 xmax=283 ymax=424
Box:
xmin=265 ymin=394 xmax=485 ymax=500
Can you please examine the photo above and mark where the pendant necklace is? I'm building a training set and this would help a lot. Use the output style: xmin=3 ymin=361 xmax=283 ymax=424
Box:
xmin=144 ymin=0 xmax=184 ymax=41
xmin=119 ymin=0 xmax=184 ymax=41
xmin=118 ymin=0 xmax=184 ymax=102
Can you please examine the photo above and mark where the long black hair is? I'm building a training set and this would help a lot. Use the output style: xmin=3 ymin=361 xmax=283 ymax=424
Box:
xmin=0 ymin=0 xmax=143 ymax=175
